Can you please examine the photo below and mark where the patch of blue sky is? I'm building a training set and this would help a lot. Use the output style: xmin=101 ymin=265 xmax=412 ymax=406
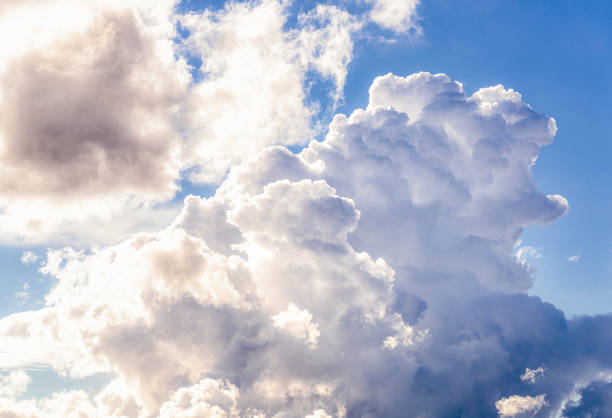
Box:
xmin=172 ymin=166 xmax=220 ymax=203
xmin=0 ymin=245 xmax=50 ymax=318
xmin=20 ymin=369 xmax=112 ymax=401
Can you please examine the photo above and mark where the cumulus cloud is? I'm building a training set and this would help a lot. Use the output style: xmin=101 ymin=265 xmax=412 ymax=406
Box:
xmin=0 ymin=370 xmax=31 ymax=399
xmin=0 ymin=71 xmax=595 ymax=417
xmin=0 ymin=378 xmax=140 ymax=418
xmin=159 ymin=379 xmax=239 ymax=418
xmin=568 ymin=255 xmax=581 ymax=263
xmin=0 ymin=0 xmax=364 ymax=245
xmin=367 ymin=0 xmax=420 ymax=34
xmin=0 ymin=0 xmax=187 ymax=201
xmin=496 ymin=394 xmax=547 ymax=417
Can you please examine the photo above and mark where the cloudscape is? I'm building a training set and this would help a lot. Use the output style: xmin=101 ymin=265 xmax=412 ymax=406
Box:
xmin=0 ymin=0 xmax=611 ymax=417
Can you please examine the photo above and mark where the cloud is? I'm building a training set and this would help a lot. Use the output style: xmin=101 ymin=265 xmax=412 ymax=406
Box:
xmin=0 ymin=0 xmax=187 ymax=244
xmin=3 ymin=71 xmax=609 ymax=417
xmin=562 ymin=378 xmax=612 ymax=417
xmin=13 ymin=283 xmax=31 ymax=301
xmin=158 ymin=379 xmax=239 ymax=418
xmin=0 ymin=0 xmax=187 ymax=201
xmin=496 ymin=394 xmax=547 ymax=417
xmin=0 ymin=379 xmax=140 ymax=418
xmin=272 ymin=303 xmax=321 ymax=350
xmin=178 ymin=0 xmax=361 ymax=184
xmin=20 ymin=251 xmax=38 ymax=265
xmin=0 ymin=0 xmax=364 ymax=245
xmin=521 ymin=367 xmax=546 ymax=384
xmin=0 ymin=370 xmax=31 ymax=399
xmin=367 ymin=0 xmax=420 ymax=34
xmin=568 ymin=255 xmax=581 ymax=263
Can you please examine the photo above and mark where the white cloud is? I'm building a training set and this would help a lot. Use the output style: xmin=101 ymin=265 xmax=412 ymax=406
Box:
xmin=20 ymin=251 xmax=38 ymax=265
xmin=159 ymin=379 xmax=240 ymax=418
xmin=495 ymin=394 xmax=547 ymax=417
xmin=0 ymin=370 xmax=31 ymax=399
xmin=520 ymin=367 xmax=546 ymax=384
xmin=14 ymin=283 xmax=30 ymax=301
xmin=272 ymin=303 xmax=321 ymax=349
xmin=368 ymin=0 xmax=420 ymax=34
xmin=0 ymin=70 xmax=594 ymax=416
xmin=179 ymin=0 xmax=362 ymax=184
xmin=568 ymin=255 xmax=581 ymax=263
xmin=516 ymin=246 xmax=542 ymax=266
xmin=305 ymin=409 xmax=333 ymax=418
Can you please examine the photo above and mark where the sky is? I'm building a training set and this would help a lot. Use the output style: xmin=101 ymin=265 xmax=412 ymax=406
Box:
xmin=0 ymin=0 xmax=611 ymax=417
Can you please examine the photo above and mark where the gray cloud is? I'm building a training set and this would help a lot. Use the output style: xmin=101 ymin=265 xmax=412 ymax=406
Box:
xmin=0 ymin=6 xmax=186 ymax=200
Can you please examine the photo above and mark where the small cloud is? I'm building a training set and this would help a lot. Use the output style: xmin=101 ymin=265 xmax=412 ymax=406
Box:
xmin=272 ymin=303 xmax=321 ymax=349
xmin=496 ymin=394 xmax=548 ymax=417
xmin=568 ymin=255 xmax=581 ymax=263
xmin=20 ymin=251 xmax=38 ymax=265
xmin=516 ymin=246 xmax=542 ymax=265
xmin=14 ymin=283 xmax=30 ymax=301
xmin=0 ymin=370 xmax=31 ymax=398
xmin=521 ymin=367 xmax=546 ymax=384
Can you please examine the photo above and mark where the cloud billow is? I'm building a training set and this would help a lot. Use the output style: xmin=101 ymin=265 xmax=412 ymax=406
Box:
xmin=3 ymin=68 xmax=611 ymax=417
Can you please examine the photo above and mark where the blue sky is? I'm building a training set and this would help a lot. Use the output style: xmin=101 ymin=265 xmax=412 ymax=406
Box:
xmin=0 ymin=0 xmax=611 ymax=415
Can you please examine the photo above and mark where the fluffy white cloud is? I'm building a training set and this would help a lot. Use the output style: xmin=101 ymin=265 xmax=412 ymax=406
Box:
xmin=179 ymin=0 xmax=361 ymax=184
xmin=0 ymin=377 xmax=140 ymax=418
xmin=367 ymin=0 xmax=420 ymax=34
xmin=159 ymin=379 xmax=240 ymax=418
xmin=3 ymin=71 xmax=608 ymax=417
xmin=568 ymin=255 xmax=581 ymax=263
xmin=495 ymin=394 xmax=547 ymax=417
xmin=272 ymin=303 xmax=321 ymax=349
xmin=20 ymin=252 xmax=38 ymax=265
xmin=0 ymin=370 xmax=31 ymax=399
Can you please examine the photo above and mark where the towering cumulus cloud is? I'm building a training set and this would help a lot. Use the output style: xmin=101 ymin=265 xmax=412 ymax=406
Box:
xmin=3 ymin=70 xmax=612 ymax=417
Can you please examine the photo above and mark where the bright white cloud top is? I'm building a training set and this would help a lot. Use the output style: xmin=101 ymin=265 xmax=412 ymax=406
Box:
xmin=0 ymin=0 xmax=610 ymax=417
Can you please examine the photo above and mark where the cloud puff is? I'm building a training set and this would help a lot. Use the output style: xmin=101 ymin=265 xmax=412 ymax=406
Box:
xmin=0 ymin=377 xmax=140 ymax=418
xmin=20 ymin=251 xmax=38 ymax=265
xmin=568 ymin=255 xmax=581 ymax=263
xmin=0 ymin=370 xmax=31 ymax=399
xmin=496 ymin=394 xmax=548 ymax=417
xmin=3 ymin=72 xmax=610 ymax=417
xmin=521 ymin=367 xmax=546 ymax=384
xmin=367 ymin=0 xmax=420 ymax=34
